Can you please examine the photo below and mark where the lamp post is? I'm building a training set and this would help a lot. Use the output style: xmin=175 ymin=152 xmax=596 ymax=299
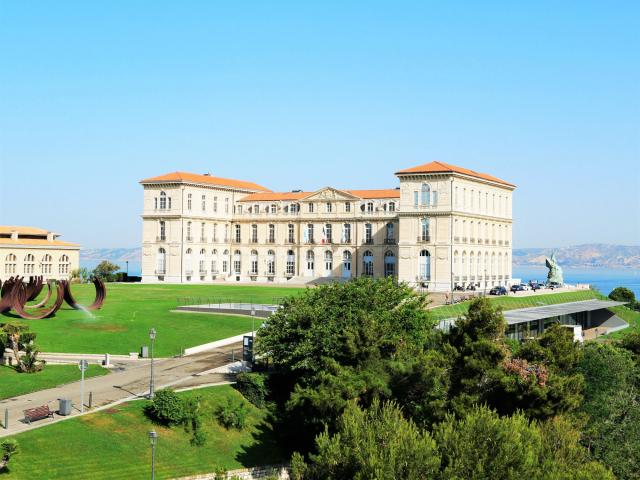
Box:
xmin=149 ymin=328 xmax=156 ymax=399
xmin=78 ymin=359 xmax=88 ymax=413
xmin=251 ymin=309 xmax=256 ymax=365
xmin=149 ymin=430 xmax=158 ymax=480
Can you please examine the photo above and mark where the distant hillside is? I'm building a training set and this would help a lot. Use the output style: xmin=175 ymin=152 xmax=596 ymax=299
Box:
xmin=513 ymin=244 xmax=640 ymax=269
xmin=80 ymin=244 xmax=640 ymax=270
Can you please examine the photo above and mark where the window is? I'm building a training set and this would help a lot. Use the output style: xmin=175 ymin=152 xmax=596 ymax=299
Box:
xmin=270 ymin=204 xmax=277 ymax=214
xmin=324 ymin=251 xmax=333 ymax=274
xmin=41 ymin=254 xmax=52 ymax=274
xmin=4 ymin=254 xmax=16 ymax=274
xmin=308 ymin=203 xmax=314 ymax=213
xmin=225 ymin=198 xmax=229 ymax=213
xmin=386 ymin=222 xmax=394 ymax=242
xmin=254 ymin=204 xmax=260 ymax=214
xmin=306 ymin=251 xmax=314 ymax=273
xmin=224 ymin=224 xmax=229 ymax=242
xmin=286 ymin=250 xmax=295 ymax=276
xmin=420 ymin=217 xmax=430 ymax=242
xmin=324 ymin=224 xmax=332 ymax=243
xmin=305 ymin=224 xmax=314 ymax=243
xmin=155 ymin=197 xmax=158 ymax=209
xmin=414 ymin=191 xmax=419 ymax=207
xmin=185 ymin=249 xmax=193 ymax=275
xmin=250 ymin=250 xmax=258 ymax=275
xmin=187 ymin=193 xmax=192 ymax=210
xmin=233 ymin=250 xmax=241 ymax=274
xmin=160 ymin=191 xmax=167 ymax=209
xmin=201 ymin=222 xmax=206 ymax=242
xmin=267 ymin=250 xmax=275 ymax=275
xmin=199 ymin=249 xmax=206 ymax=273
xmin=432 ymin=191 xmax=438 ymax=206
xmin=326 ymin=202 xmax=332 ymax=213
xmin=364 ymin=223 xmax=372 ymax=244
xmin=237 ymin=205 xmax=243 ymax=214
xmin=384 ymin=251 xmax=395 ymax=277
xmin=222 ymin=249 xmax=229 ymax=273
xmin=367 ymin=202 xmax=374 ymax=213
xmin=288 ymin=224 xmax=295 ymax=243
xmin=342 ymin=251 xmax=352 ymax=276
xmin=234 ymin=224 xmax=241 ymax=243
xmin=58 ymin=254 xmax=69 ymax=274
xmin=345 ymin=202 xmax=351 ymax=213
xmin=268 ymin=224 xmax=275 ymax=243
xmin=168 ymin=197 xmax=172 ymax=209
xmin=201 ymin=195 xmax=206 ymax=212
xmin=421 ymin=184 xmax=430 ymax=207
xmin=187 ymin=222 xmax=192 ymax=241
xmin=419 ymin=250 xmax=431 ymax=280
xmin=453 ymin=250 xmax=459 ymax=276
xmin=343 ymin=223 xmax=351 ymax=243
xmin=213 ymin=223 xmax=218 ymax=242
xmin=363 ymin=250 xmax=374 ymax=276
xmin=212 ymin=249 xmax=218 ymax=273
xmin=159 ymin=221 xmax=166 ymax=241
xmin=388 ymin=201 xmax=395 ymax=212
xmin=251 ymin=224 xmax=258 ymax=243
xmin=157 ymin=248 xmax=166 ymax=274
xmin=213 ymin=196 xmax=218 ymax=212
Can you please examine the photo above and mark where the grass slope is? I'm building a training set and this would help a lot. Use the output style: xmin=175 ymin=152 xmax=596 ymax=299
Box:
xmin=2 ymin=385 xmax=284 ymax=480
xmin=0 ymin=364 xmax=108 ymax=400
xmin=6 ymin=283 xmax=301 ymax=356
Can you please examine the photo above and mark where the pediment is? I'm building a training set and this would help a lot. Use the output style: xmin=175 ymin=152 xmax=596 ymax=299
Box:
xmin=301 ymin=187 xmax=360 ymax=202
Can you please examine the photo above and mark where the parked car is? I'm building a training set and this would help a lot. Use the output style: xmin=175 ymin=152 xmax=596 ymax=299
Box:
xmin=519 ymin=283 xmax=530 ymax=291
xmin=490 ymin=286 xmax=507 ymax=295
xmin=510 ymin=284 xmax=525 ymax=292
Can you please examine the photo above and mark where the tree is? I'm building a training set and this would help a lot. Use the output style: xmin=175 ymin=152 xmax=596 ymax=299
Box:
xmin=0 ymin=323 xmax=44 ymax=373
xmin=92 ymin=261 xmax=120 ymax=281
xmin=608 ymin=286 xmax=636 ymax=304
xmin=0 ymin=440 xmax=18 ymax=471
xmin=298 ymin=399 xmax=440 ymax=480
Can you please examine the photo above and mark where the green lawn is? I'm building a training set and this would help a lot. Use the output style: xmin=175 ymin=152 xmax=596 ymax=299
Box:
xmin=0 ymin=364 xmax=109 ymax=401
xmin=429 ymin=289 xmax=601 ymax=322
xmin=6 ymin=283 xmax=301 ymax=356
xmin=1 ymin=385 xmax=284 ymax=480
xmin=603 ymin=305 xmax=640 ymax=339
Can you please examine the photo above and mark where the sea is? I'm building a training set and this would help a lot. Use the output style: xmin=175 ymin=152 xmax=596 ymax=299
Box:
xmin=80 ymin=260 xmax=639 ymax=298
xmin=513 ymin=266 xmax=640 ymax=298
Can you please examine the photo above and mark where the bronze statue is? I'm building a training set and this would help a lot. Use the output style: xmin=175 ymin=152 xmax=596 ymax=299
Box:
xmin=545 ymin=252 xmax=564 ymax=285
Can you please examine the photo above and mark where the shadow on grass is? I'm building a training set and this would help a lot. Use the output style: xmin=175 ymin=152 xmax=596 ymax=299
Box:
xmin=235 ymin=419 xmax=286 ymax=467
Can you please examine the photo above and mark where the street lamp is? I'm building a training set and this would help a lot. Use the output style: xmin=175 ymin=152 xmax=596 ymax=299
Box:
xmin=149 ymin=328 xmax=157 ymax=399
xmin=149 ymin=430 xmax=158 ymax=480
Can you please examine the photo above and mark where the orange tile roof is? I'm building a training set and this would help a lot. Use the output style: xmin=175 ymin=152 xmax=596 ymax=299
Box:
xmin=395 ymin=161 xmax=515 ymax=187
xmin=140 ymin=171 xmax=271 ymax=192
xmin=0 ymin=226 xmax=54 ymax=236
xmin=240 ymin=188 xmax=400 ymax=202
xmin=0 ymin=238 xmax=79 ymax=247
xmin=346 ymin=189 xmax=400 ymax=199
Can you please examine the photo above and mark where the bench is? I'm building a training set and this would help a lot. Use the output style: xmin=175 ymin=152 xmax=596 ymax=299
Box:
xmin=23 ymin=405 xmax=54 ymax=424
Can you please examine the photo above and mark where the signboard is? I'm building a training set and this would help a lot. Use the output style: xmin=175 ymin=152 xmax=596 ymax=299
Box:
xmin=242 ymin=335 xmax=254 ymax=364
xmin=78 ymin=359 xmax=89 ymax=371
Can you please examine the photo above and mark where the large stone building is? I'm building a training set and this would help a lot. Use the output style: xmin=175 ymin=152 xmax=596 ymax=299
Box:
xmin=140 ymin=161 xmax=515 ymax=292
xmin=0 ymin=226 xmax=80 ymax=282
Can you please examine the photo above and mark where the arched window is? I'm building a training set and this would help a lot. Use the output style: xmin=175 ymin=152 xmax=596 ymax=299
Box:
xmin=461 ymin=251 xmax=467 ymax=278
xmin=306 ymin=250 xmax=315 ymax=274
xmin=420 ymin=217 xmax=430 ymax=242
xmin=324 ymin=251 xmax=333 ymax=275
xmin=491 ymin=253 xmax=497 ymax=279
xmin=211 ymin=249 xmax=218 ymax=274
xmin=24 ymin=254 xmax=35 ymax=274
xmin=41 ymin=254 xmax=52 ymax=274
xmin=250 ymin=250 xmax=258 ymax=275
xmin=504 ymin=253 xmax=509 ymax=279
xmin=363 ymin=250 xmax=374 ymax=276
xmin=5 ymin=254 xmax=16 ymax=274
xmin=419 ymin=250 xmax=431 ymax=280
xmin=286 ymin=250 xmax=295 ymax=276
xmin=58 ymin=254 xmax=69 ymax=274
xmin=421 ymin=184 xmax=431 ymax=207
xmin=157 ymin=248 xmax=166 ymax=274
xmin=384 ymin=251 xmax=395 ymax=277
xmin=453 ymin=250 xmax=459 ymax=276
xmin=267 ymin=250 xmax=276 ymax=275
xmin=185 ymin=249 xmax=193 ymax=275
xmin=222 ymin=249 xmax=229 ymax=273
xmin=469 ymin=251 xmax=475 ymax=278
xmin=497 ymin=252 xmax=503 ymax=277
xmin=388 ymin=201 xmax=396 ymax=212
xmin=477 ymin=251 xmax=482 ymax=279
xmin=342 ymin=250 xmax=352 ymax=278
xmin=484 ymin=252 xmax=489 ymax=277
xmin=233 ymin=250 xmax=241 ymax=275
xmin=199 ymin=249 xmax=206 ymax=274
xmin=160 ymin=191 xmax=167 ymax=209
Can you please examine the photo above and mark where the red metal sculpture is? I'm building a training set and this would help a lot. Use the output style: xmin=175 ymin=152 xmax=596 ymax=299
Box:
xmin=11 ymin=280 xmax=65 ymax=320
xmin=62 ymin=277 xmax=107 ymax=311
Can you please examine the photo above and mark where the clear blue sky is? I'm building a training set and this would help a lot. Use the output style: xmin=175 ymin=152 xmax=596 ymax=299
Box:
xmin=1 ymin=1 xmax=638 ymax=249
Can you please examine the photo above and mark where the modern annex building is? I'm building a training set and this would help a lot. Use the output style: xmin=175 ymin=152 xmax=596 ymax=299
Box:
xmin=140 ymin=161 xmax=515 ymax=291
xmin=0 ymin=226 xmax=80 ymax=282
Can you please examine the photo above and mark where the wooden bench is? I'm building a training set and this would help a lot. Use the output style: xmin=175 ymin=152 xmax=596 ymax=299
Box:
xmin=23 ymin=405 xmax=54 ymax=424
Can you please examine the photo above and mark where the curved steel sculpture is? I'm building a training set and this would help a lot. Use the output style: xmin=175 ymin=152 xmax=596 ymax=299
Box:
xmin=11 ymin=280 xmax=65 ymax=320
xmin=25 ymin=276 xmax=44 ymax=302
xmin=0 ymin=279 xmax=13 ymax=314
xmin=62 ymin=277 xmax=106 ymax=311
xmin=24 ymin=280 xmax=53 ymax=309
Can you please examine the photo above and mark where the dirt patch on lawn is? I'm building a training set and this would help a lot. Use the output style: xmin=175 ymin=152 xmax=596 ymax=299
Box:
xmin=76 ymin=324 xmax=128 ymax=333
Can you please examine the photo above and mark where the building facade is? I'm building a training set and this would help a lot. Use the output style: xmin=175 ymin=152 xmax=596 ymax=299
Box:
xmin=140 ymin=162 xmax=515 ymax=292
xmin=0 ymin=226 xmax=80 ymax=282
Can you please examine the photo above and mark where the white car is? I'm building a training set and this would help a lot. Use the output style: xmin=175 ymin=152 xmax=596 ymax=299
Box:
xmin=519 ymin=284 xmax=530 ymax=291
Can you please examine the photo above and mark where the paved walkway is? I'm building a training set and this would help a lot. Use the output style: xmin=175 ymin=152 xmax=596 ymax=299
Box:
xmin=0 ymin=342 xmax=241 ymax=438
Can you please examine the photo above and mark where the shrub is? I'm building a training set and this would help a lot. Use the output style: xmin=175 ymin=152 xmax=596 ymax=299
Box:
xmin=609 ymin=286 xmax=636 ymax=304
xmin=147 ymin=389 xmax=184 ymax=426
xmin=235 ymin=372 xmax=268 ymax=408
xmin=0 ymin=440 xmax=18 ymax=471
xmin=216 ymin=397 xmax=249 ymax=430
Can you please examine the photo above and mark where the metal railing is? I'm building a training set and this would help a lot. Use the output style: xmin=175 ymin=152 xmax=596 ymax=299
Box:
xmin=417 ymin=235 xmax=431 ymax=243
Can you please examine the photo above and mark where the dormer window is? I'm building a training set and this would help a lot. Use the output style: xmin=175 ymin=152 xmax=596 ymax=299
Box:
xmin=326 ymin=202 xmax=332 ymax=213
xmin=308 ymin=203 xmax=314 ymax=213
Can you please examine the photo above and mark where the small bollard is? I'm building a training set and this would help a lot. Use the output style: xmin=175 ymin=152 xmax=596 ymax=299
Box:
xmin=4 ymin=408 xmax=8 ymax=430
xmin=89 ymin=392 xmax=93 ymax=409
xmin=232 ymin=348 xmax=235 ymax=362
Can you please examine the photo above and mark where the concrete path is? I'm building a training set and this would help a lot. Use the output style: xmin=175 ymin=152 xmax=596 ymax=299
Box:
xmin=0 ymin=342 xmax=241 ymax=438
